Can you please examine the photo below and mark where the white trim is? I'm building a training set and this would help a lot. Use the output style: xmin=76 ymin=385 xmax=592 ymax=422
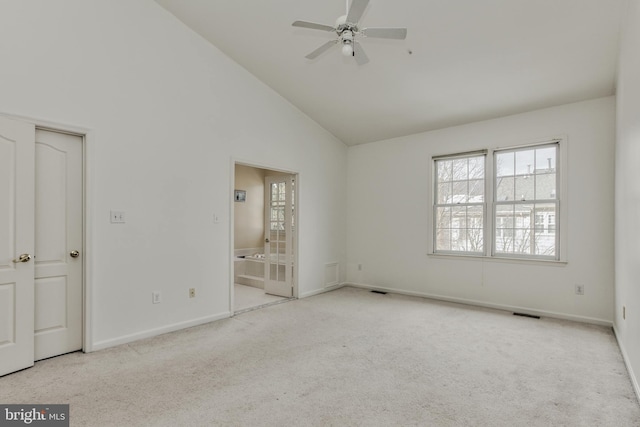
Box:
xmin=0 ymin=112 xmax=91 ymax=136
xmin=91 ymin=312 xmax=231 ymax=352
xmin=299 ymin=283 xmax=345 ymax=299
xmin=344 ymin=282 xmax=612 ymax=326
xmin=613 ymin=325 xmax=640 ymax=405
xmin=427 ymin=252 xmax=568 ymax=266
xmin=83 ymin=130 xmax=95 ymax=352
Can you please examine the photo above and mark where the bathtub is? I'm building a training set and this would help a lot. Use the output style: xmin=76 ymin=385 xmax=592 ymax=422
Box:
xmin=234 ymin=253 xmax=292 ymax=289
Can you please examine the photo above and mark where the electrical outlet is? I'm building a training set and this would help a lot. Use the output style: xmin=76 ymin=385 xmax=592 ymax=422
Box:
xmin=575 ymin=284 xmax=584 ymax=295
xmin=152 ymin=291 xmax=161 ymax=304
xmin=189 ymin=288 xmax=196 ymax=298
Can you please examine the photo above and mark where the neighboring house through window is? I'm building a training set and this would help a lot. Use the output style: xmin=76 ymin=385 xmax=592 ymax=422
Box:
xmin=432 ymin=140 xmax=561 ymax=261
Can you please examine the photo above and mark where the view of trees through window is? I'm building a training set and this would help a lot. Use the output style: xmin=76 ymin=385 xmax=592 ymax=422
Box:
xmin=433 ymin=143 xmax=559 ymax=260
xmin=434 ymin=154 xmax=485 ymax=253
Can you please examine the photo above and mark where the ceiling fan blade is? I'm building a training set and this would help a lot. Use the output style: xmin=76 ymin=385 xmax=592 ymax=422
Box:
xmin=305 ymin=40 xmax=338 ymax=59
xmin=346 ymin=0 xmax=369 ymax=24
xmin=292 ymin=20 xmax=335 ymax=32
xmin=361 ymin=27 xmax=408 ymax=40
xmin=353 ymin=42 xmax=369 ymax=65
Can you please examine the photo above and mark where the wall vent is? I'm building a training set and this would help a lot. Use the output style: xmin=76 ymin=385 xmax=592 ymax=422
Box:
xmin=513 ymin=312 xmax=540 ymax=319
xmin=324 ymin=262 xmax=339 ymax=287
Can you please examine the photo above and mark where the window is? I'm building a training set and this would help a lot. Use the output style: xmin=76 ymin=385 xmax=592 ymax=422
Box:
xmin=494 ymin=143 xmax=558 ymax=259
xmin=433 ymin=152 xmax=486 ymax=255
xmin=432 ymin=141 xmax=561 ymax=261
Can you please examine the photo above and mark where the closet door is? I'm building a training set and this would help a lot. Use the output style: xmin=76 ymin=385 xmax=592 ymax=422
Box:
xmin=34 ymin=129 xmax=83 ymax=361
xmin=0 ymin=116 xmax=35 ymax=376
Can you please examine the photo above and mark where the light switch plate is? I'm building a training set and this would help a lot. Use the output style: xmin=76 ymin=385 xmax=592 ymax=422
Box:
xmin=110 ymin=210 xmax=126 ymax=223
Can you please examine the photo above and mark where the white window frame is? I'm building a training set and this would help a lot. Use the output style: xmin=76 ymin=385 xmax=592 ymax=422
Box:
xmin=492 ymin=142 xmax=560 ymax=261
xmin=429 ymin=137 xmax=567 ymax=263
xmin=432 ymin=150 xmax=487 ymax=256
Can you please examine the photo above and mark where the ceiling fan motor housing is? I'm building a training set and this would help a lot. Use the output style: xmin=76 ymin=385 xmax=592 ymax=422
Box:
xmin=335 ymin=15 xmax=359 ymax=35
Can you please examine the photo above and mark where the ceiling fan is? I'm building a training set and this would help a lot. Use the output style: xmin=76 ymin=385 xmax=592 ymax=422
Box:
xmin=292 ymin=0 xmax=407 ymax=65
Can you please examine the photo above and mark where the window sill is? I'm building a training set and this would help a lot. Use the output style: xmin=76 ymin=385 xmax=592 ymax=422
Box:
xmin=427 ymin=253 xmax=568 ymax=266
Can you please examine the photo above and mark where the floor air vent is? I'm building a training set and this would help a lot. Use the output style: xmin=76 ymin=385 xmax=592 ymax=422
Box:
xmin=370 ymin=290 xmax=387 ymax=295
xmin=513 ymin=312 xmax=540 ymax=319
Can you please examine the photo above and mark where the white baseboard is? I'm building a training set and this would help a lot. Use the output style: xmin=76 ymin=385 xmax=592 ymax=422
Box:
xmin=299 ymin=283 xmax=346 ymax=299
xmin=613 ymin=325 xmax=640 ymax=405
xmin=344 ymin=282 xmax=613 ymax=327
xmin=90 ymin=311 xmax=231 ymax=352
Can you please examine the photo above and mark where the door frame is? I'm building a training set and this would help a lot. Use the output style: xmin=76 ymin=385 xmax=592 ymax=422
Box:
xmin=229 ymin=158 xmax=299 ymax=315
xmin=2 ymin=112 xmax=92 ymax=353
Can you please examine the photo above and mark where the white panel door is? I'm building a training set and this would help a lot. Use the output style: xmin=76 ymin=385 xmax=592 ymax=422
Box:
xmin=34 ymin=129 xmax=83 ymax=361
xmin=0 ymin=116 xmax=35 ymax=376
xmin=264 ymin=175 xmax=294 ymax=297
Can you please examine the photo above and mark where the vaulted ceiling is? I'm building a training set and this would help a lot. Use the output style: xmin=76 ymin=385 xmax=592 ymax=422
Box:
xmin=155 ymin=0 xmax=625 ymax=146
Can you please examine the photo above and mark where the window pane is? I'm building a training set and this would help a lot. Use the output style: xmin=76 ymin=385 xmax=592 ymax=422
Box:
xmin=437 ymin=160 xmax=453 ymax=182
xmin=534 ymin=203 xmax=556 ymax=256
xmin=515 ymin=150 xmax=535 ymax=176
xmin=496 ymin=176 xmax=514 ymax=201
xmin=436 ymin=229 xmax=451 ymax=251
xmin=437 ymin=182 xmax=452 ymax=204
xmin=496 ymin=152 xmax=514 ymax=177
xmin=515 ymin=175 xmax=534 ymax=201
xmin=513 ymin=228 xmax=531 ymax=254
xmin=452 ymin=181 xmax=468 ymax=203
xmin=535 ymin=212 xmax=545 ymax=232
xmin=548 ymin=213 xmax=556 ymax=233
xmin=467 ymin=206 xmax=484 ymax=229
xmin=469 ymin=157 xmax=484 ymax=179
xmin=436 ymin=207 xmax=452 ymax=229
xmin=469 ymin=179 xmax=484 ymax=202
xmin=452 ymin=158 xmax=468 ymax=180
xmin=452 ymin=228 xmax=467 ymax=251
xmin=535 ymin=147 xmax=556 ymax=172
xmin=467 ymin=205 xmax=484 ymax=253
xmin=495 ymin=204 xmax=515 ymax=253
xmin=452 ymin=206 xmax=466 ymax=229
xmin=535 ymin=172 xmax=556 ymax=200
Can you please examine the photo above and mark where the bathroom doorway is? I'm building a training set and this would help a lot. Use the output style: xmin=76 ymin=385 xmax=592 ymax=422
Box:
xmin=231 ymin=163 xmax=297 ymax=313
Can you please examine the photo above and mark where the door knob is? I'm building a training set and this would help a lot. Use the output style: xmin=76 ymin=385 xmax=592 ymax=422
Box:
xmin=265 ymin=238 xmax=270 ymax=243
xmin=70 ymin=250 xmax=80 ymax=258
xmin=12 ymin=254 xmax=32 ymax=263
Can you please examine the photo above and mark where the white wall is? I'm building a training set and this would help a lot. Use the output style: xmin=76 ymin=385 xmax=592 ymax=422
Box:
xmin=234 ymin=165 xmax=265 ymax=251
xmin=615 ymin=0 xmax=640 ymax=399
xmin=347 ymin=97 xmax=615 ymax=324
xmin=0 ymin=0 xmax=347 ymax=349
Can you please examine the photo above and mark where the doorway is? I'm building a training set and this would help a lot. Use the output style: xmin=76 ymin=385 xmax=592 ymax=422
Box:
xmin=232 ymin=163 xmax=297 ymax=313
xmin=0 ymin=117 xmax=84 ymax=376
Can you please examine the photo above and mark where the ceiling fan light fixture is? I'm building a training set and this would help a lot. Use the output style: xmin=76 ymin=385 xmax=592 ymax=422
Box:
xmin=342 ymin=41 xmax=354 ymax=57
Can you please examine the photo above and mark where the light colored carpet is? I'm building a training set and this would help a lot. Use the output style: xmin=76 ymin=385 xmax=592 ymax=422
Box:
xmin=1 ymin=286 xmax=639 ymax=426
xmin=234 ymin=283 xmax=286 ymax=312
